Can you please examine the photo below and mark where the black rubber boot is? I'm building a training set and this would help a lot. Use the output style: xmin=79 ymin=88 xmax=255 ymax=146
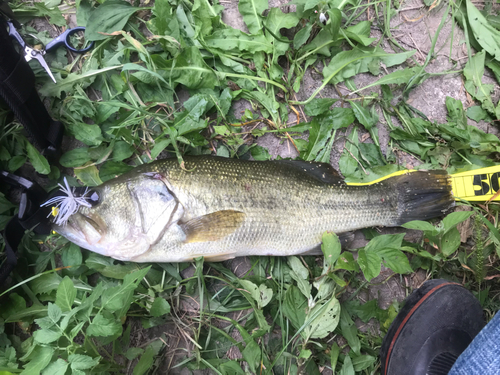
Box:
xmin=380 ymin=279 xmax=485 ymax=375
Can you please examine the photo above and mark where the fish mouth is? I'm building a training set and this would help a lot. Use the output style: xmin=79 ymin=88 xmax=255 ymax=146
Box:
xmin=53 ymin=212 xmax=106 ymax=249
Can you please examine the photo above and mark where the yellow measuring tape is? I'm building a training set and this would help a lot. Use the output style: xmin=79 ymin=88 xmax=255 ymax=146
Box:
xmin=346 ymin=166 xmax=500 ymax=202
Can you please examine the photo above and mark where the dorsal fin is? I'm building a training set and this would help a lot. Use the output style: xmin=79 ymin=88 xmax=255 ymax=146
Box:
xmin=274 ymin=160 xmax=345 ymax=185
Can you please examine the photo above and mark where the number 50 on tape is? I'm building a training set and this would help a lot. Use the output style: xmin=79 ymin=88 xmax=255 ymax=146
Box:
xmin=450 ymin=166 xmax=500 ymax=201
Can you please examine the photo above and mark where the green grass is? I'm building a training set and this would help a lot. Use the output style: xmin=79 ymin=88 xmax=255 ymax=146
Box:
xmin=1 ymin=0 xmax=500 ymax=373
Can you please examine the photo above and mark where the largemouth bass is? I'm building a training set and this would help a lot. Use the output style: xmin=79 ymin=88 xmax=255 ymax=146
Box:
xmin=52 ymin=156 xmax=454 ymax=262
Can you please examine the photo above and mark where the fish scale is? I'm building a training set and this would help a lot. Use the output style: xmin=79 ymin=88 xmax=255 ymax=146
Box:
xmin=54 ymin=156 xmax=454 ymax=262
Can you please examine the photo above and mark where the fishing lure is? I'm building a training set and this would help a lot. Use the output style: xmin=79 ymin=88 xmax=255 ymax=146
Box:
xmin=40 ymin=177 xmax=92 ymax=226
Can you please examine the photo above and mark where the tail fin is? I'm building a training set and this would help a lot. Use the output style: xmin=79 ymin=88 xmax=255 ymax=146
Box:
xmin=387 ymin=170 xmax=455 ymax=225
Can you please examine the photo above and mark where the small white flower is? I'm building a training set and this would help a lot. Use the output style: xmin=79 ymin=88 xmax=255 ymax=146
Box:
xmin=41 ymin=177 xmax=91 ymax=226
xmin=319 ymin=13 xmax=327 ymax=24
xmin=308 ymin=295 xmax=316 ymax=309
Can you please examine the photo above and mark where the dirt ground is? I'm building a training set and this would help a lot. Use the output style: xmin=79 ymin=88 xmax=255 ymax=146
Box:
xmin=122 ymin=0 xmax=500 ymax=373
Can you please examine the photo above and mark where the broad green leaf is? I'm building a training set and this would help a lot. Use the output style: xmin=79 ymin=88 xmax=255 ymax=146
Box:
xmin=327 ymin=9 xmax=342 ymax=39
xmin=442 ymin=211 xmax=474 ymax=232
xmin=69 ymin=354 xmax=99 ymax=370
xmin=204 ymin=29 xmax=273 ymax=54
xmin=56 ymin=277 xmax=77 ymax=312
xmin=87 ymin=313 xmax=123 ymax=337
xmin=344 ymin=21 xmax=375 ymax=45
xmin=486 ymin=59 xmax=500 ymax=83
xmin=264 ymin=7 xmax=299 ymax=58
xmin=322 ymin=232 xmax=341 ymax=267
xmin=303 ymin=295 xmax=340 ymax=339
xmin=241 ymin=91 xmax=280 ymax=124
xmin=32 ymin=2 xmax=65 ymax=26
xmin=238 ymin=0 xmax=268 ymax=34
xmin=65 ymin=122 xmax=103 ymax=147
xmin=39 ymin=66 xmax=121 ymax=98
xmin=101 ymin=267 xmax=150 ymax=312
xmin=464 ymin=51 xmax=498 ymax=118
xmin=76 ymin=0 xmax=92 ymax=27
xmin=148 ymin=0 xmax=172 ymax=36
xmin=150 ymin=139 xmax=171 ymax=160
xmin=349 ymin=299 xmax=387 ymax=322
xmin=61 ymin=243 xmax=83 ymax=268
xmin=355 ymin=67 xmax=421 ymax=94
xmin=304 ymin=98 xmax=337 ymax=116
xmin=220 ymin=361 xmax=245 ymax=375
xmin=60 ymin=148 xmax=91 ymax=168
xmin=85 ymin=253 xmax=139 ymax=279
xmin=85 ymin=0 xmax=141 ymax=41
xmin=48 ymin=302 xmax=62 ymax=324
xmin=99 ymin=161 xmax=133 ymax=182
xmin=339 ymin=127 xmax=358 ymax=177
xmin=335 ymin=252 xmax=359 ymax=271
xmin=174 ymin=99 xmax=209 ymax=136
xmin=8 ymin=155 xmax=26 ymax=172
xmin=111 ymin=141 xmax=134 ymax=162
xmin=155 ymin=47 xmax=218 ymax=89
xmin=133 ymin=345 xmax=155 ymax=375
xmin=218 ymin=87 xmax=233 ymax=117
xmin=331 ymin=343 xmax=340 ymax=371
xmin=239 ymin=279 xmax=273 ymax=309
xmin=282 ymin=286 xmax=307 ymax=329
xmin=5 ymin=305 xmax=48 ymax=323
xmin=352 ymin=355 xmax=377 ymax=371
xmin=376 ymin=248 xmax=413 ymax=274
xmin=467 ymin=106 xmax=491 ymax=122
xmin=446 ymin=96 xmax=468 ymax=130
xmin=339 ymin=355 xmax=355 ymax=375
xmin=466 ymin=0 xmax=500 ymax=61
xmin=290 ymin=0 xmax=322 ymax=10
xmin=30 ymin=273 xmax=62 ymax=295
xmin=288 ymin=258 xmax=313 ymax=297
xmin=365 ymin=233 xmax=405 ymax=253
xmin=294 ymin=22 xmax=312 ymax=49
xmin=74 ymin=164 xmax=103 ymax=186
xmin=287 ymin=256 xmax=309 ymax=279
xmin=301 ymin=115 xmax=348 ymax=162
xmin=21 ymin=346 xmax=54 ymax=375
xmin=351 ymin=101 xmax=377 ymax=130
xmin=440 ymin=227 xmax=461 ymax=256
xmin=313 ymin=277 xmax=335 ymax=300
xmin=242 ymin=340 xmax=261 ymax=374
xmin=299 ymin=349 xmax=312 ymax=359
xmin=340 ymin=307 xmax=360 ymax=354
xmin=192 ymin=0 xmax=223 ymax=27
xmin=26 ymin=143 xmax=50 ymax=174
xmin=250 ymin=145 xmax=271 ymax=160
xmin=290 ymin=270 xmax=312 ymax=299
xmin=323 ymin=48 xmax=415 ymax=85
xmin=0 ymin=293 xmax=26 ymax=320
xmin=42 ymin=359 xmax=69 ymax=375
xmin=33 ymin=326 xmax=62 ymax=343
xmin=150 ymin=297 xmax=171 ymax=317
xmin=123 ymin=63 xmax=171 ymax=87
xmin=357 ymin=249 xmax=381 ymax=281
xmin=0 ymin=194 xmax=15 ymax=215
xmin=402 ymin=220 xmax=438 ymax=234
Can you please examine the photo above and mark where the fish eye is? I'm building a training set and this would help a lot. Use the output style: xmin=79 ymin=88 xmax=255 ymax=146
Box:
xmin=88 ymin=190 xmax=100 ymax=205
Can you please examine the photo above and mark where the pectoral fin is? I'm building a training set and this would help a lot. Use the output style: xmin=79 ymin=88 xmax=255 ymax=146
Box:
xmin=181 ymin=210 xmax=246 ymax=243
